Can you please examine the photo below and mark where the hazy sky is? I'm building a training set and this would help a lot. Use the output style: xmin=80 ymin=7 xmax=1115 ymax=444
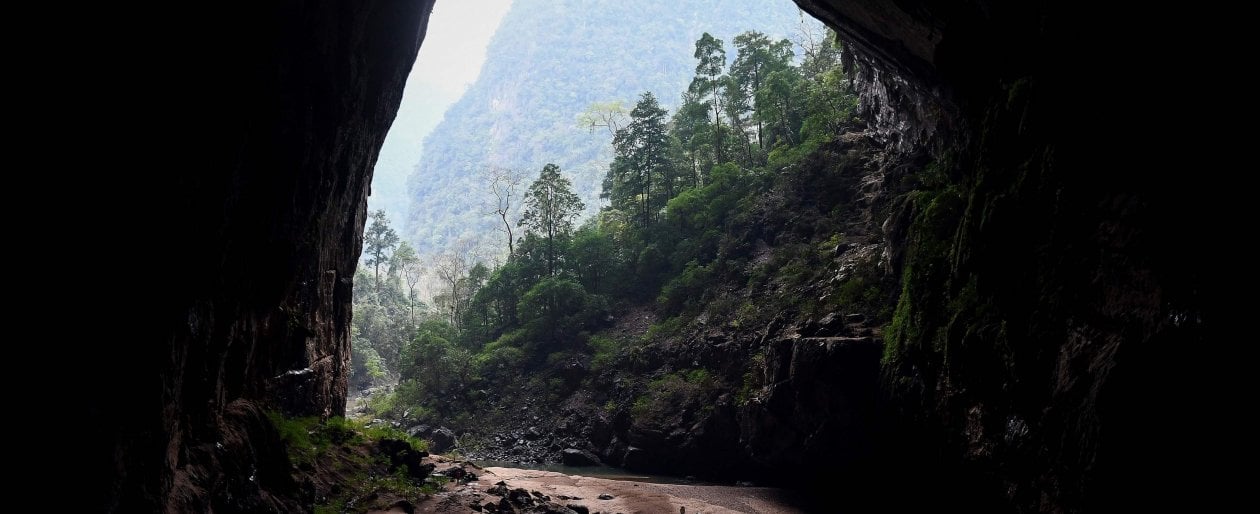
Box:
xmin=369 ymin=0 xmax=515 ymax=221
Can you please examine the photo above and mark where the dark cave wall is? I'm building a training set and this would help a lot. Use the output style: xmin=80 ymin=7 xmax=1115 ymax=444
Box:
xmin=793 ymin=1 xmax=1207 ymax=512
xmin=95 ymin=1 xmax=436 ymax=511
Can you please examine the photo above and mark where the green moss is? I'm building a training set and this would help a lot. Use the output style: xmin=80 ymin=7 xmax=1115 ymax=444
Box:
xmin=882 ymin=160 xmax=966 ymax=368
xmin=266 ymin=412 xmax=321 ymax=465
xmin=735 ymin=355 xmax=764 ymax=406
xmin=267 ymin=413 xmax=428 ymax=470
xmin=267 ymin=413 xmax=439 ymax=513
xmin=684 ymin=368 xmax=712 ymax=384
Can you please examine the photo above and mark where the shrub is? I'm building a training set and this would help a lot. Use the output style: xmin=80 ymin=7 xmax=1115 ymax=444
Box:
xmin=629 ymin=369 xmax=717 ymax=427
xmin=588 ymin=334 xmax=619 ymax=369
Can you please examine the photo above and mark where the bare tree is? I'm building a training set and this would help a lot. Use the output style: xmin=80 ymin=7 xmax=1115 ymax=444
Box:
xmin=432 ymin=240 xmax=479 ymax=328
xmin=484 ymin=166 xmax=523 ymax=257
xmin=394 ymin=241 xmax=424 ymax=326
xmin=793 ymin=8 xmax=823 ymax=58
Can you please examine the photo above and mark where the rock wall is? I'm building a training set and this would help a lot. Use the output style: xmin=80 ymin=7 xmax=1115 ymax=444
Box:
xmin=794 ymin=1 xmax=1209 ymax=511
xmin=89 ymin=1 xmax=435 ymax=511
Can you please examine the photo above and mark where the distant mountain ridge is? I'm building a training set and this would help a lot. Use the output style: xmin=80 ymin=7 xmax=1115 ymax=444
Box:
xmin=404 ymin=0 xmax=817 ymax=258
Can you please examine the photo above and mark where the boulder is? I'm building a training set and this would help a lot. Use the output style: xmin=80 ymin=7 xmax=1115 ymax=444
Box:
xmin=621 ymin=446 xmax=650 ymax=470
xmin=376 ymin=438 xmax=431 ymax=479
xmin=406 ymin=424 xmax=433 ymax=439
xmin=560 ymin=448 xmax=601 ymax=467
xmin=816 ymin=312 xmax=846 ymax=335
xmin=429 ymin=427 xmax=459 ymax=453
xmin=488 ymin=481 xmax=509 ymax=496
xmin=508 ymin=488 xmax=535 ymax=506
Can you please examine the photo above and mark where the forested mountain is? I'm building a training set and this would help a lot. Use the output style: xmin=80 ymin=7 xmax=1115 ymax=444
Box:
xmin=404 ymin=0 xmax=818 ymax=257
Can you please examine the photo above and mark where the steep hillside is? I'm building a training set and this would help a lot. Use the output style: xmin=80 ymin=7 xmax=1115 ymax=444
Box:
xmin=431 ymin=126 xmax=902 ymax=484
xmin=404 ymin=0 xmax=814 ymax=254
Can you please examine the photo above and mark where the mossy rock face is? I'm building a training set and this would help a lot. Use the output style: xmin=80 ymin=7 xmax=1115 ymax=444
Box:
xmin=874 ymin=67 xmax=1208 ymax=512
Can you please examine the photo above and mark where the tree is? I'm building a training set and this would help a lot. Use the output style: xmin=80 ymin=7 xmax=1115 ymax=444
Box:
xmin=690 ymin=33 xmax=727 ymax=164
xmin=570 ymin=220 xmax=619 ymax=295
xmin=577 ymin=101 xmax=629 ymax=137
xmin=607 ymin=92 xmax=673 ymax=229
xmin=391 ymin=241 xmax=423 ymax=326
xmin=433 ymin=240 xmax=477 ymax=328
xmin=670 ymin=91 xmax=715 ymax=187
xmin=484 ymin=166 xmax=522 ymax=257
xmin=519 ymin=164 xmax=584 ymax=276
xmin=756 ymin=69 xmax=803 ymax=147
xmin=364 ymin=209 xmax=400 ymax=295
xmin=794 ymin=15 xmax=841 ymax=82
xmin=797 ymin=29 xmax=856 ymax=140
xmin=728 ymin=31 xmax=794 ymax=153
xmin=517 ymin=276 xmax=600 ymax=346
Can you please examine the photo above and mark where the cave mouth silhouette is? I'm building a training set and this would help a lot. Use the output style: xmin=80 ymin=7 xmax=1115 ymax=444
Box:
xmin=83 ymin=1 xmax=1210 ymax=512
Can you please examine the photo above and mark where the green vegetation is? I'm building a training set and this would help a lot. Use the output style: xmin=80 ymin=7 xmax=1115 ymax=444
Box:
xmin=358 ymin=24 xmax=878 ymax=443
xmin=267 ymin=413 xmax=436 ymax=512
xmin=348 ymin=210 xmax=432 ymax=392
xmin=884 ymin=180 xmax=966 ymax=366
xmin=266 ymin=413 xmax=427 ymax=466
xmin=632 ymin=369 xmax=718 ymax=426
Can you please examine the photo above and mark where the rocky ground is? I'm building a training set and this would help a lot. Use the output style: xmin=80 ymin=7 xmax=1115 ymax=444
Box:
xmin=399 ymin=459 xmax=805 ymax=514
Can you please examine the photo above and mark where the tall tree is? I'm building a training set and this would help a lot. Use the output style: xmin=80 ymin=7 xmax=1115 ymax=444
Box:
xmin=608 ymin=92 xmax=672 ymax=229
xmin=756 ymin=69 xmax=803 ymax=147
xmin=729 ymin=31 xmax=794 ymax=152
xmin=520 ymin=164 xmax=584 ymax=276
xmin=364 ymin=209 xmax=400 ymax=294
xmin=670 ymin=91 xmax=715 ymax=187
xmin=485 ymin=166 xmax=522 ymax=257
xmin=689 ymin=33 xmax=727 ymax=164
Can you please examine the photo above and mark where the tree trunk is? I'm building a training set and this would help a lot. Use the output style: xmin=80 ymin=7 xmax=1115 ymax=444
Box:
xmin=501 ymin=213 xmax=515 ymax=257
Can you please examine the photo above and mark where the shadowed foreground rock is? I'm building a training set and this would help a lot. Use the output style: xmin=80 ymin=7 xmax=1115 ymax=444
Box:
xmin=90 ymin=1 xmax=436 ymax=511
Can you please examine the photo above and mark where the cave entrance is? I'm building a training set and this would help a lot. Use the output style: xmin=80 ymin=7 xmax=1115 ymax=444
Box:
xmin=345 ymin=0 xmax=870 ymax=492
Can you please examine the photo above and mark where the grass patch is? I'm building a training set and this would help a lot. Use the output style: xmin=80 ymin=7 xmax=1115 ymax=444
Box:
xmin=643 ymin=316 xmax=684 ymax=342
xmin=589 ymin=334 xmax=619 ymax=369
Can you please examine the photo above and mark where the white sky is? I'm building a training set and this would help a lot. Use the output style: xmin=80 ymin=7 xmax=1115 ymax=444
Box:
xmin=369 ymin=0 xmax=515 ymax=221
